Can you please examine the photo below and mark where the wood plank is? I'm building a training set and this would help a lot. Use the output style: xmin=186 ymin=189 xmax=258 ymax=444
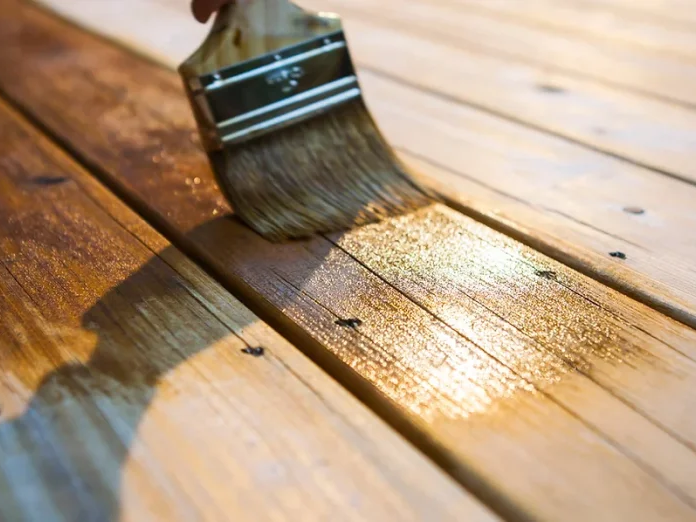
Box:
xmin=5 ymin=2 xmax=696 ymax=520
xmin=321 ymin=0 xmax=696 ymax=182
xmin=29 ymin=0 xmax=696 ymax=329
xmin=0 ymin=94 xmax=490 ymax=521
xmin=438 ymin=0 xmax=696 ymax=62
xmin=362 ymin=72 xmax=696 ymax=329
xmin=319 ymin=0 xmax=696 ymax=107
xmin=573 ymin=0 xmax=696 ymax=29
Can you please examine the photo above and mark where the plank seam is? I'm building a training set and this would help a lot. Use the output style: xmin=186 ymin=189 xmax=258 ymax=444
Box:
xmin=366 ymin=66 xmax=696 ymax=189
xmin=348 ymin=6 xmax=696 ymax=111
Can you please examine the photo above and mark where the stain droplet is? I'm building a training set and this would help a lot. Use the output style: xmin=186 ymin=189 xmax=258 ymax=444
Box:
xmin=33 ymin=176 xmax=68 ymax=186
xmin=537 ymin=84 xmax=565 ymax=94
xmin=241 ymin=347 xmax=264 ymax=357
xmin=609 ymin=251 xmax=627 ymax=260
xmin=535 ymin=270 xmax=557 ymax=280
xmin=335 ymin=318 xmax=362 ymax=329
xmin=233 ymin=28 xmax=242 ymax=47
xmin=193 ymin=177 xmax=202 ymax=185
xmin=623 ymin=206 xmax=645 ymax=215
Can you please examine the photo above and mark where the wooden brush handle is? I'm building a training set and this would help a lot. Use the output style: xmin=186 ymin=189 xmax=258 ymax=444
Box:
xmin=180 ymin=0 xmax=342 ymax=78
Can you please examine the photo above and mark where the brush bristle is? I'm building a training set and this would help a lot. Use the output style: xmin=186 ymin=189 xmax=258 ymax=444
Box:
xmin=213 ymin=99 xmax=434 ymax=241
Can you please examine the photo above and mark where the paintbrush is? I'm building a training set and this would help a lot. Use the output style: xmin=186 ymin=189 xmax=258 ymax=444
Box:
xmin=178 ymin=0 xmax=433 ymax=241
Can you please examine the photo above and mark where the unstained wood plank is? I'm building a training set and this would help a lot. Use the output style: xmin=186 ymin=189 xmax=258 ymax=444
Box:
xmin=320 ymin=0 xmax=696 ymax=182
xmin=4 ymin=2 xmax=696 ymax=520
xmin=355 ymin=0 xmax=696 ymax=105
xmin=438 ymin=0 xmax=696 ymax=62
xmin=0 ymin=95 xmax=489 ymax=521
xmin=572 ymin=0 xmax=696 ymax=29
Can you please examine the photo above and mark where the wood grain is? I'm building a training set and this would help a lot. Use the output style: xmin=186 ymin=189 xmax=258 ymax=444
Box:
xmin=326 ymin=0 xmax=696 ymax=107
xmin=4 ymin=2 xmax=696 ymax=520
xmin=28 ymin=0 xmax=696 ymax=329
xmin=36 ymin=0 xmax=696 ymax=180
xmin=361 ymin=72 xmax=696 ymax=329
xmin=322 ymin=0 xmax=696 ymax=183
xmin=571 ymin=0 xmax=696 ymax=29
xmin=439 ymin=0 xmax=696 ymax=62
xmin=0 ymin=94 xmax=490 ymax=521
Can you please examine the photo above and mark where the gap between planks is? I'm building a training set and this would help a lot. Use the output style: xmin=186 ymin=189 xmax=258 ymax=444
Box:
xmin=4 ymin=2 xmax=696 ymax=520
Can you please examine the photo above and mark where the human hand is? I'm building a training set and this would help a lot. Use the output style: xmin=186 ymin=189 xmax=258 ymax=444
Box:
xmin=191 ymin=0 xmax=235 ymax=23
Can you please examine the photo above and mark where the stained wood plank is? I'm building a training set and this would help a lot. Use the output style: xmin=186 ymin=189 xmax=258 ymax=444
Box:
xmin=0 ymin=93 xmax=490 ymax=521
xmin=4 ymin=2 xmax=696 ymax=520
xmin=27 ymin=0 xmax=696 ymax=329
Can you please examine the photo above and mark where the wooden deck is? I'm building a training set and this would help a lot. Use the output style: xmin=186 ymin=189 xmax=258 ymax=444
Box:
xmin=1 ymin=0 xmax=695 ymax=520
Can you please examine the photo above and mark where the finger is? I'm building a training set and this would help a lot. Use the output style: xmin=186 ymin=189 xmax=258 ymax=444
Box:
xmin=191 ymin=0 xmax=233 ymax=23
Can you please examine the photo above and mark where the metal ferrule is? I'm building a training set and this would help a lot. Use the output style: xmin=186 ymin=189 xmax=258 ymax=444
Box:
xmin=205 ymin=31 xmax=360 ymax=146
xmin=179 ymin=2 xmax=362 ymax=151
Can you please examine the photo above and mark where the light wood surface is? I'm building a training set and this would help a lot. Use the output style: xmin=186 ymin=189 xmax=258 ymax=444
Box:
xmin=570 ymin=0 xmax=696 ymax=29
xmin=439 ymin=0 xmax=696 ymax=62
xmin=324 ymin=0 xmax=696 ymax=184
xmin=0 ymin=93 xmax=491 ymax=521
xmin=330 ymin=0 xmax=696 ymax=107
xmin=4 ymin=2 xmax=696 ymax=520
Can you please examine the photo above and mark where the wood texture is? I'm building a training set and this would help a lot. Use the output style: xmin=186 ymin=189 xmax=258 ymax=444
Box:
xmin=571 ymin=0 xmax=696 ymax=29
xmin=4 ymin=2 xmax=696 ymax=520
xmin=364 ymin=72 xmax=696 ymax=329
xmin=322 ymin=0 xmax=696 ymax=182
xmin=0 ymin=95 xmax=490 ymax=521
xmin=440 ymin=0 xmax=696 ymax=62
xmin=29 ymin=0 xmax=696 ymax=329
xmin=334 ymin=0 xmax=696 ymax=106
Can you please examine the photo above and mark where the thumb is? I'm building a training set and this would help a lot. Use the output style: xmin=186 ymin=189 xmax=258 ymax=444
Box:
xmin=191 ymin=0 xmax=235 ymax=23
